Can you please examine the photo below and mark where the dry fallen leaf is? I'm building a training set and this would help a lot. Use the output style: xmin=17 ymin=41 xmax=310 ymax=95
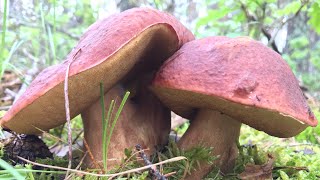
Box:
xmin=238 ymin=153 xmax=275 ymax=180
xmin=0 ymin=70 xmax=22 ymax=108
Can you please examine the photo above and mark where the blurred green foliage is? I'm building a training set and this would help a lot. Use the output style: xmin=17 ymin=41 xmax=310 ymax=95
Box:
xmin=296 ymin=109 xmax=320 ymax=144
xmin=1 ymin=0 xmax=320 ymax=91
xmin=239 ymin=124 xmax=320 ymax=179
xmin=194 ymin=0 xmax=320 ymax=92
xmin=0 ymin=0 xmax=97 ymax=73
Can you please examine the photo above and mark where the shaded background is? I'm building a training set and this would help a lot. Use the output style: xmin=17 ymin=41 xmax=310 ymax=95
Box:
xmin=1 ymin=0 xmax=319 ymax=93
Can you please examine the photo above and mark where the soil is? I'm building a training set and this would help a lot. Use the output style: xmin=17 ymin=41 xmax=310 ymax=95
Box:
xmin=2 ymin=134 xmax=53 ymax=166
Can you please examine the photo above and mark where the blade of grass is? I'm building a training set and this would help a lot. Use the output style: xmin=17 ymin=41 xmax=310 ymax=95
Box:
xmin=100 ymin=82 xmax=114 ymax=172
xmin=100 ymin=82 xmax=106 ymax=133
xmin=0 ymin=40 xmax=24 ymax=78
xmin=39 ymin=3 xmax=50 ymax=65
xmin=52 ymin=0 xmax=56 ymax=55
xmin=0 ymin=159 xmax=25 ymax=180
xmin=6 ymin=63 xmax=24 ymax=78
xmin=103 ymin=99 xmax=115 ymax=171
xmin=100 ymin=82 xmax=106 ymax=171
xmin=0 ymin=169 xmax=66 ymax=174
xmin=52 ymin=0 xmax=56 ymax=33
xmin=0 ymin=177 xmax=19 ymax=180
xmin=0 ymin=0 xmax=8 ymax=78
xmin=105 ymin=100 xmax=115 ymax=134
xmin=104 ymin=91 xmax=130 ymax=170
xmin=25 ymin=165 xmax=35 ymax=180
xmin=47 ymin=25 xmax=56 ymax=65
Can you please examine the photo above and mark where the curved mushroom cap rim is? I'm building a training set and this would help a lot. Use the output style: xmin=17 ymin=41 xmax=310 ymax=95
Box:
xmin=151 ymin=36 xmax=317 ymax=137
xmin=1 ymin=23 xmax=186 ymax=134
xmin=151 ymin=85 xmax=313 ymax=138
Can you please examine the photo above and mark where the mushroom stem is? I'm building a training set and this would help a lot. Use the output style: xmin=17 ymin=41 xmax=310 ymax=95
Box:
xmin=81 ymin=85 xmax=171 ymax=169
xmin=178 ymin=109 xmax=241 ymax=178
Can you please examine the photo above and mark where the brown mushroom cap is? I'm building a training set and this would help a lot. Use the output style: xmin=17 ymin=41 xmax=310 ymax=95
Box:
xmin=151 ymin=36 xmax=318 ymax=138
xmin=1 ymin=8 xmax=194 ymax=134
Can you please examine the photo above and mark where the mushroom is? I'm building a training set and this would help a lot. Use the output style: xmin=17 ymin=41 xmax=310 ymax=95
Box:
xmin=151 ymin=36 xmax=318 ymax=178
xmin=0 ymin=8 xmax=194 ymax=169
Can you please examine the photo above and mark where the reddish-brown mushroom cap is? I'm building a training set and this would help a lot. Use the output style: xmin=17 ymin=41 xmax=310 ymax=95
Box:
xmin=0 ymin=8 xmax=194 ymax=134
xmin=152 ymin=36 xmax=318 ymax=138
xmin=151 ymin=36 xmax=318 ymax=178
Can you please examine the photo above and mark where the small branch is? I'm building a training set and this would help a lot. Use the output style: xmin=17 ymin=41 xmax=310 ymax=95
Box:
xmin=240 ymin=1 xmax=306 ymax=54
xmin=13 ymin=49 xmax=40 ymax=104
xmin=116 ymin=148 xmax=147 ymax=173
xmin=64 ymin=48 xmax=81 ymax=178
xmin=4 ymin=88 xmax=17 ymax=98
xmin=240 ymin=1 xmax=281 ymax=53
xmin=261 ymin=28 xmax=280 ymax=54
xmin=83 ymin=138 xmax=104 ymax=171
xmin=71 ymin=129 xmax=84 ymax=144
xmin=0 ymin=105 xmax=11 ymax=111
xmin=13 ymin=21 xmax=80 ymax=40
xmin=17 ymin=156 xmax=187 ymax=178
xmin=267 ymin=2 xmax=307 ymax=49
xmin=66 ymin=152 xmax=88 ymax=180
xmin=273 ymin=166 xmax=309 ymax=172
xmin=135 ymin=144 xmax=167 ymax=180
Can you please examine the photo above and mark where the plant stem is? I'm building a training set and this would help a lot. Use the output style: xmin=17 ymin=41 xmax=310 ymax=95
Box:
xmin=100 ymin=82 xmax=115 ymax=172
xmin=105 ymin=91 xmax=130 ymax=170
xmin=0 ymin=0 xmax=8 ymax=78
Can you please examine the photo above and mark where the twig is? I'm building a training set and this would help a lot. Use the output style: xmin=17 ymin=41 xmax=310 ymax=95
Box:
xmin=55 ymin=124 xmax=66 ymax=139
xmin=83 ymin=138 xmax=104 ymax=171
xmin=66 ymin=152 xmax=88 ymax=179
xmin=135 ymin=144 xmax=167 ymax=180
xmin=14 ymin=21 xmax=80 ymax=40
xmin=240 ymin=1 xmax=280 ymax=53
xmin=267 ymin=2 xmax=307 ymax=49
xmin=4 ymin=88 xmax=17 ymax=97
xmin=240 ymin=1 xmax=307 ymax=54
xmin=71 ymin=129 xmax=84 ymax=144
xmin=163 ymin=171 xmax=176 ymax=178
xmin=0 ymin=105 xmax=11 ymax=110
xmin=239 ymin=1 xmax=280 ymax=52
xmin=117 ymin=148 xmax=148 ymax=173
xmin=64 ymin=48 xmax=81 ymax=178
xmin=17 ymin=156 xmax=187 ymax=179
xmin=287 ymin=142 xmax=318 ymax=147
xmin=34 ymin=126 xmax=83 ymax=152
xmin=273 ymin=166 xmax=309 ymax=172
xmin=13 ymin=49 xmax=39 ymax=104
xmin=1 ymin=78 xmax=21 ymax=88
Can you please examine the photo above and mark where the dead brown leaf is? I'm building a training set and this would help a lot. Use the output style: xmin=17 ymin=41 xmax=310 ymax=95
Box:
xmin=238 ymin=153 xmax=275 ymax=180
xmin=0 ymin=70 xmax=22 ymax=107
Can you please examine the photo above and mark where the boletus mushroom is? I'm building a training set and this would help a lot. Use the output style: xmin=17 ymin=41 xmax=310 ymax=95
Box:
xmin=151 ymin=36 xmax=318 ymax=178
xmin=0 ymin=8 xmax=194 ymax=169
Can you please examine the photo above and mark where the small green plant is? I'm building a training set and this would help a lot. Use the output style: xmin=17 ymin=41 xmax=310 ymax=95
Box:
xmin=295 ymin=109 xmax=320 ymax=144
xmin=156 ymin=140 xmax=217 ymax=179
xmin=238 ymin=124 xmax=320 ymax=179
xmin=0 ymin=0 xmax=8 ymax=78
xmin=174 ymin=121 xmax=190 ymax=136
xmin=0 ymin=159 xmax=25 ymax=180
xmin=100 ymin=82 xmax=130 ymax=172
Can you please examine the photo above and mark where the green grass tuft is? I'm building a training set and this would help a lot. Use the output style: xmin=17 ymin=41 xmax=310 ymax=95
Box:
xmin=100 ymin=82 xmax=130 ymax=172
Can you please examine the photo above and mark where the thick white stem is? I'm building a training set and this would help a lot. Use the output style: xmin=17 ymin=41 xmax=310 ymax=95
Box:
xmin=178 ymin=109 xmax=241 ymax=179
